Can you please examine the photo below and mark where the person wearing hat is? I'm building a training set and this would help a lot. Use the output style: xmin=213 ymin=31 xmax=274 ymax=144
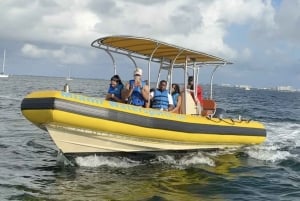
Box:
xmin=187 ymin=76 xmax=203 ymax=106
xmin=123 ymin=68 xmax=149 ymax=107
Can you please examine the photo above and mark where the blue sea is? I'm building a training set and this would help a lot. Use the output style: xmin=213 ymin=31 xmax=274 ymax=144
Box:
xmin=0 ymin=75 xmax=299 ymax=201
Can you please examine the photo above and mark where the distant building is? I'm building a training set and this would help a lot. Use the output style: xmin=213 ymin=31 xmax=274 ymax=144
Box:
xmin=221 ymin=83 xmax=232 ymax=87
xmin=235 ymin=85 xmax=251 ymax=90
xmin=276 ymin=86 xmax=296 ymax=92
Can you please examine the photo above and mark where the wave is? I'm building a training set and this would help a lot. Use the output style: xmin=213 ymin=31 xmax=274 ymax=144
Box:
xmin=75 ymin=155 xmax=141 ymax=168
xmin=264 ymin=122 xmax=300 ymax=147
xmin=244 ymin=145 xmax=297 ymax=163
xmin=73 ymin=150 xmax=238 ymax=169
xmin=153 ymin=152 xmax=216 ymax=168
xmin=70 ymin=122 xmax=300 ymax=168
xmin=244 ymin=121 xmax=300 ymax=162
xmin=0 ymin=95 xmax=22 ymax=101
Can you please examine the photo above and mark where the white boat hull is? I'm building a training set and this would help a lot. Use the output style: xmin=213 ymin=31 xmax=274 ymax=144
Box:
xmin=47 ymin=125 xmax=241 ymax=154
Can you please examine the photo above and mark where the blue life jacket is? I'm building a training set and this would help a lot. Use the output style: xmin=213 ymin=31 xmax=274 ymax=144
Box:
xmin=107 ymin=84 xmax=123 ymax=101
xmin=172 ymin=93 xmax=179 ymax=107
xmin=152 ymin=89 xmax=169 ymax=109
xmin=128 ymin=80 xmax=146 ymax=106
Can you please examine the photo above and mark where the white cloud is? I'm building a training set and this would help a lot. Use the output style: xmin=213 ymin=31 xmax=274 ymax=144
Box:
xmin=0 ymin=0 xmax=300 ymax=87
xmin=241 ymin=48 xmax=252 ymax=61
xmin=275 ymin=0 xmax=300 ymax=43
xmin=0 ymin=0 xmax=276 ymax=56
xmin=21 ymin=44 xmax=49 ymax=58
xmin=0 ymin=1 xmax=100 ymax=46
xmin=21 ymin=43 xmax=86 ymax=64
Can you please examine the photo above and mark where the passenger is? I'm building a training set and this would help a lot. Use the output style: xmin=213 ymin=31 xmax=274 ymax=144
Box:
xmin=170 ymin=83 xmax=182 ymax=113
xmin=149 ymin=87 xmax=156 ymax=108
xmin=150 ymin=80 xmax=174 ymax=111
xmin=187 ymin=76 xmax=203 ymax=106
xmin=124 ymin=68 xmax=149 ymax=107
xmin=105 ymin=75 xmax=124 ymax=102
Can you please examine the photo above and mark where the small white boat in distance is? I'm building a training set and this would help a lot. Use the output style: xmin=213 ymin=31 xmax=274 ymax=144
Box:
xmin=0 ymin=49 xmax=8 ymax=78
xmin=66 ymin=68 xmax=73 ymax=81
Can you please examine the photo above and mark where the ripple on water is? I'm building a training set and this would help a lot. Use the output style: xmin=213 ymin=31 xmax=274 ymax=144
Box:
xmin=1 ymin=76 xmax=300 ymax=200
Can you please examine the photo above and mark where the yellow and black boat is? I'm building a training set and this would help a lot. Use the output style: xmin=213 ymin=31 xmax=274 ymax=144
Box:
xmin=21 ymin=36 xmax=266 ymax=156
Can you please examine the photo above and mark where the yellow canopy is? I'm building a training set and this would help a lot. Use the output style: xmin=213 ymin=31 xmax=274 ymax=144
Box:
xmin=91 ymin=35 xmax=231 ymax=65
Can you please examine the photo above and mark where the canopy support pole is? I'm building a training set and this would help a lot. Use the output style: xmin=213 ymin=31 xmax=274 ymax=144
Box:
xmin=105 ymin=49 xmax=117 ymax=75
xmin=147 ymin=43 xmax=161 ymax=102
xmin=209 ymin=65 xmax=220 ymax=100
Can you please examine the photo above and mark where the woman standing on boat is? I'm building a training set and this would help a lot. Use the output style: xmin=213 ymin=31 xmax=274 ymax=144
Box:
xmin=105 ymin=75 xmax=124 ymax=102
xmin=124 ymin=68 xmax=149 ymax=107
xmin=188 ymin=76 xmax=203 ymax=106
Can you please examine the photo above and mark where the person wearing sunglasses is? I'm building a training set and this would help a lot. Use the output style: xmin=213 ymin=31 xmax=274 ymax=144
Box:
xmin=105 ymin=74 xmax=124 ymax=102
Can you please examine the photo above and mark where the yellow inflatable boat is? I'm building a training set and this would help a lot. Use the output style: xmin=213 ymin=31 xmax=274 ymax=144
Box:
xmin=21 ymin=36 xmax=266 ymax=156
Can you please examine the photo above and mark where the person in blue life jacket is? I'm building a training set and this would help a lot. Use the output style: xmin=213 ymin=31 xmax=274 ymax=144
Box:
xmin=150 ymin=80 xmax=174 ymax=111
xmin=124 ymin=68 xmax=149 ymax=107
xmin=105 ymin=75 xmax=124 ymax=102
xmin=170 ymin=83 xmax=182 ymax=113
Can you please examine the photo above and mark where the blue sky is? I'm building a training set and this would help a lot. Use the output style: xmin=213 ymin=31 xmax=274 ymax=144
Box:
xmin=0 ymin=0 xmax=299 ymax=89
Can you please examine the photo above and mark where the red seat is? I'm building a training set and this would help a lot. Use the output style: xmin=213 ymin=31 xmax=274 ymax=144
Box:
xmin=201 ymin=99 xmax=216 ymax=117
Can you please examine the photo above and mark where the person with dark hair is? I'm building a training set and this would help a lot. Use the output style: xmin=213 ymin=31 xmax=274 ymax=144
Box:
xmin=150 ymin=80 xmax=174 ymax=111
xmin=187 ymin=76 xmax=203 ymax=106
xmin=170 ymin=83 xmax=182 ymax=113
xmin=105 ymin=74 xmax=124 ymax=102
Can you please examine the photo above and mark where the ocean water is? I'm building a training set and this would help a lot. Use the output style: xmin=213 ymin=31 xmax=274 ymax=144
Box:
xmin=0 ymin=75 xmax=299 ymax=201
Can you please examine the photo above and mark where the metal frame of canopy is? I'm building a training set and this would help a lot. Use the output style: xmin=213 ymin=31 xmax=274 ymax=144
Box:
xmin=91 ymin=35 xmax=232 ymax=112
